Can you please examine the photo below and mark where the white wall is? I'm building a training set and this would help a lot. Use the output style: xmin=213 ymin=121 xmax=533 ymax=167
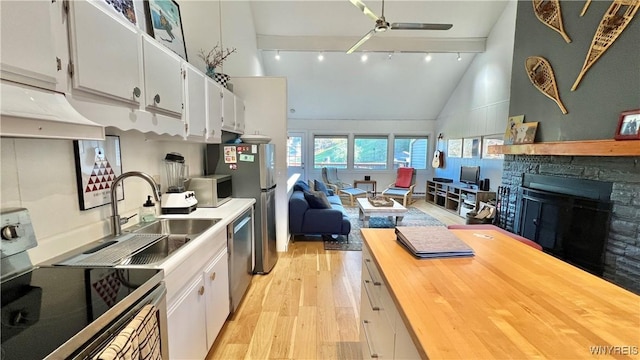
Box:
xmin=288 ymin=118 xmax=437 ymax=194
xmin=180 ymin=0 xmax=264 ymax=77
xmin=434 ymin=0 xmax=517 ymax=190
xmin=1 ymin=132 xmax=204 ymax=264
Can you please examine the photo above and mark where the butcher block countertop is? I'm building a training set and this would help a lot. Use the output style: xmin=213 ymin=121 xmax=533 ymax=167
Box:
xmin=361 ymin=228 xmax=640 ymax=359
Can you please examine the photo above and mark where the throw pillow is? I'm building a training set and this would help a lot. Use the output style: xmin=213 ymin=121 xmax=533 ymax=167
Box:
xmin=395 ymin=167 xmax=414 ymax=188
xmin=314 ymin=179 xmax=334 ymax=196
xmin=304 ymin=191 xmax=332 ymax=209
xmin=293 ymin=180 xmax=311 ymax=193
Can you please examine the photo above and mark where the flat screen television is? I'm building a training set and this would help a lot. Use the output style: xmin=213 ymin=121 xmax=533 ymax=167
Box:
xmin=460 ymin=166 xmax=480 ymax=186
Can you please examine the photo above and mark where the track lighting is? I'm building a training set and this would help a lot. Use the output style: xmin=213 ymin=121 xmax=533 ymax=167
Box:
xmin=275 ymin=50 xmax=280 ymax=60
xmin=318 ymin=52 xmax=324 ymax=61
xmin=361 ymin=53 xmax=368 ymax=62
xmin=424 ymin=53 xmax=432 ymax=62
xmin=388 ymin=52 xmax=393 ymax=60
xmin=457 ymin=53 xmax=462 ymax=61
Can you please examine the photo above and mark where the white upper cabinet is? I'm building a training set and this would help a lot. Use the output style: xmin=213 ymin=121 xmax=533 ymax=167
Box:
xmin=0 ymin=1 xmax=58 ymax=90
xmin=142 ymin=36 xmax=183 ymax=117
xmin=184 ymin=63 xmax=207 ymax=141
xmin=68 ymin=0 xmax=141 ymax=104
xmin=221 ymin=87 xmax=236 ymax=132
xmin=205 ymin=78 xmax=223 ymax=143
xmin=234 ymin=96 xmax=245 ymax=134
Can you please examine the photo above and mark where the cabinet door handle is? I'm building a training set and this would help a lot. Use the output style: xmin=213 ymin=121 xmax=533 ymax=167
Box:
xmin=209 ymin=272 xmax=216 ymax=281
xmin=198 ymin=286 xmax=205 ymax=296
xmin=363 ymin=280 xmax=380 ymax=311
xmin=154 ymin=94 xmax=161 ymax=104
xmin=133 ymin=87 xmax=141 ymax=98
xmin=361 ymin=320 xmax=379 ymax=358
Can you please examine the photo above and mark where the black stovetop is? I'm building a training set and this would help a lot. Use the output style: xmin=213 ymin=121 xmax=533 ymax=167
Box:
xmin=1 ymin=266 xmax=159 ymax=360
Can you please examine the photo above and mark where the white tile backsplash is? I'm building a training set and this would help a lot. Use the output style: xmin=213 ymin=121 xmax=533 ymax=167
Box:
xmin=1 ymin=131 xmax=205 ymax=264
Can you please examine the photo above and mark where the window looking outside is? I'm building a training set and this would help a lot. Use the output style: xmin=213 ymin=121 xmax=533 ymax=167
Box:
xmin=354 ymin=136 xmax=388 ymax=169
xmin=314 ymin=136 xmax=347 ymax=169
xmin=287 ymin=135 xmax=302 ymax=167
xmin=394 ymin=137 xmax=428 ymax=169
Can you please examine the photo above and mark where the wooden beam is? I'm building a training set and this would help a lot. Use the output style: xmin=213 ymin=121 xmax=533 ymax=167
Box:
xmin=488 ymin=139 xmax=640 ymax=156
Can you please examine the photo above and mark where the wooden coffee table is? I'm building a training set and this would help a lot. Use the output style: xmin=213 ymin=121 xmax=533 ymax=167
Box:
xmin=357 ymin=197 xmax=408 ymax=228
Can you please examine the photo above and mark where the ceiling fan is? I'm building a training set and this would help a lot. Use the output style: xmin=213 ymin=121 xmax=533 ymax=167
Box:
xmin=347 ymin=0 xmax=453 ymax=54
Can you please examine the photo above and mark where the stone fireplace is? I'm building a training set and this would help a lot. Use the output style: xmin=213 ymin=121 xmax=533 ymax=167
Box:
xmin=500 ymin=154 xmax=640 ymax=294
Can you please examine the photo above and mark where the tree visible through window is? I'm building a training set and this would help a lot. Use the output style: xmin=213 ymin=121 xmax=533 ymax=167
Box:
xmin=314 ymin=136 xmax=347 ymax=168
xmin=354 ymin=136 xmax=388 ymax=169
xmin=394 ymin=137 xmax=428 ymax=169
xmin=287 ymin=135 xmax=302 ymax=167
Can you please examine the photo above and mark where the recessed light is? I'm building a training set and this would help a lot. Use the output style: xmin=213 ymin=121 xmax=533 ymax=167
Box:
xmin=361 ymin=53 xmax=368 ymax=62
xmin=318 ymin=52 xmax=324 ymax=61
xmin=425 ymin=53 xmax=432 ymax=62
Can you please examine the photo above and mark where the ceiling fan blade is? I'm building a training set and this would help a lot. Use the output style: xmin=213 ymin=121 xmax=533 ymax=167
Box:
xmin=390 ymin=22 xmax=453 ymax=30
xmin=349 ymin=0 xmax=380 ymax=21
xmin=347 ymin=29 xmax=376 ymax=54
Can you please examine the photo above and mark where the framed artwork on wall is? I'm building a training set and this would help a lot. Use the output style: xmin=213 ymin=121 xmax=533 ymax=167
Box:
xmin=513 ymin=122 xmax=539 ymax=144
xmin=73 ymin=135 xmax=123 ymax=210
xmin=482 ymin=134 xmax=504 ymax=159
xmin=463 ymin=137 xmax=481 ymax=158
xmin=614 ymin=109 xmax=640 ymax=140
xmin=145 ymin=0 xmax=188 ymax=61
xmin=448 ymin=139 xmax=463 ymax=158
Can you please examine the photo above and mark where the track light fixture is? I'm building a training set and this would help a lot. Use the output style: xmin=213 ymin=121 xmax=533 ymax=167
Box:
xmin=318 ymin=52 xmax=324 ymax=61
xmin=388 ymin=52 xmax=393 ymax=60
xmin=457 ymin=53 xmax=462 ymax=61
xmin=275 ymin=50 xmax=281 ymax=60
xmin=425 ymin=53 xmax=432 ymax=62
xmin=361 ymin=53 xmax=368 ymax=62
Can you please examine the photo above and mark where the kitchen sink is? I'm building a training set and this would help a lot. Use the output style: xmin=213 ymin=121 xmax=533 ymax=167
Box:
xmin=121 ymin=218 xmax=221 ymax=265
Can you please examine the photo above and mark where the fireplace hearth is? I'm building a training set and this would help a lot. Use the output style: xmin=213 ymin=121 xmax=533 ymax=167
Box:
xmin=516 ymin=174 xmax=612 ymax=275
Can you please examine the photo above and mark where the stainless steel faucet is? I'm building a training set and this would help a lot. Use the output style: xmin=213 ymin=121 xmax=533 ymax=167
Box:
xmin=110 ymin=171 xmax=161 ymax=236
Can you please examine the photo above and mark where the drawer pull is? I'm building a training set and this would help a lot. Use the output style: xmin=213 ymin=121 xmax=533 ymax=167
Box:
xmin=361 ymin=320 xmax=379 ymax=358
xmin=364 ymin=258 xmax=382 ymax=286
xmin=363 ymin=280 xmax=380 ymax=311
xmin=198 ymin=286 xmax=205 ymax=296
xmin=210 ymin=272 xmax=216 ymax=281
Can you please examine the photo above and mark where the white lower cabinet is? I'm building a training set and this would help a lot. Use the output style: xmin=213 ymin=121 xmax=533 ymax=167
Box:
xmin=167 ymin=275 xmax=208 ymax=359
xmin=360 ymin=245 xmax=421 ymax=359
xmin=165 ymin=230 xmax=230 ymax=359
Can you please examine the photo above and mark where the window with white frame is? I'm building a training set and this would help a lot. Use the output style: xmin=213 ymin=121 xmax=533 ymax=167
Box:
xmin=393 ymin=137 xmax=428 ymax=169
xmin=313 ymin=136 xmax=347 ymax=169
xmin=354 ymin=136 xmax=388 ymax=170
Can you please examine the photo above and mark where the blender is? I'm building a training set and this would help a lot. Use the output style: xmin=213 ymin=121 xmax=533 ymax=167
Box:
xmin=160 ymin=152 xmax=198 ymax=214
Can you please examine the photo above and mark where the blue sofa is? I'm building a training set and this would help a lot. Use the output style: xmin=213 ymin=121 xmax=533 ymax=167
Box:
xmin=289 ymin=189 xmax=351 ymax=239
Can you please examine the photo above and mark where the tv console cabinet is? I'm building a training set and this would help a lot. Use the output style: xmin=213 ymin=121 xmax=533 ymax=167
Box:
xmin=426 ymin=180 xmax=495 ymax=218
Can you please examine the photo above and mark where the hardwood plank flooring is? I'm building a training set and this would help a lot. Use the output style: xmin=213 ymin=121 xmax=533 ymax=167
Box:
xmin=206 ymin=199 xmax=464 ymax=360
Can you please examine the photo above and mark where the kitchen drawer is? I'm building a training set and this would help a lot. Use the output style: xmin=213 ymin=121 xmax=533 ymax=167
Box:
xmin=360 ymin=283 xmax=395 ymax=359
xmin=362 ymin=245 xmax=396 ymax=328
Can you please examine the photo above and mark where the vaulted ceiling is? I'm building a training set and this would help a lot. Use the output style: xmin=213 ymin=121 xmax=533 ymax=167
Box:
xmin=249 ymin=0 xmax=509 ymax=121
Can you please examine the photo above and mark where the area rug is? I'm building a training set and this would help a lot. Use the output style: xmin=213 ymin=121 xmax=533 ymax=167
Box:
xmin=323 ymin=206 xmax=446 ymax=251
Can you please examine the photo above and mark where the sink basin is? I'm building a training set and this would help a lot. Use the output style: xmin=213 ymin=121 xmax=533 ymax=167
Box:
xmin=129 ymin=218 xmax=220 ymax=236
xmin=121 ymin=218 xmax=221 ymax=265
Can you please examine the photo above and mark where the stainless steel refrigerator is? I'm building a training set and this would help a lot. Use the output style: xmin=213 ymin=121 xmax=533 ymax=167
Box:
xmin=206 ymin=143 xmax=277 ymax=274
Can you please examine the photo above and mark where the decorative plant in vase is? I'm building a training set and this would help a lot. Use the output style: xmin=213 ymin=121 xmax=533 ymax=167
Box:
xmin=198 ymin=44 xmax=237 ymax=79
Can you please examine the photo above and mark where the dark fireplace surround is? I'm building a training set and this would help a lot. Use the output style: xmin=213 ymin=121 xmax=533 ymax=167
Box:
xmin=500 ymin=155 xmax=640 ymax=295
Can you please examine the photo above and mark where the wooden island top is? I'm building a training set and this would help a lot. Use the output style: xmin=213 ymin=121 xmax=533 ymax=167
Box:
xmin=361 ymin=228 xmax=640 ymax=359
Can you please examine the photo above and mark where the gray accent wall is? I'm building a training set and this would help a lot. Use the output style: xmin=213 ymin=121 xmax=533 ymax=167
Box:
xmin=509 ymin=1 xmax=640 ymax=141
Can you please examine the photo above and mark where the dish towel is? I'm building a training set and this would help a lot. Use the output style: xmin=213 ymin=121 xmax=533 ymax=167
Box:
xmin=93 ymin=304 xmax=162 ymax=360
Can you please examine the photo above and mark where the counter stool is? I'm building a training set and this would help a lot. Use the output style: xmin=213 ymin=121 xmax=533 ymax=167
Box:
xmin=340 ymin=187 xmax=367 ymax=206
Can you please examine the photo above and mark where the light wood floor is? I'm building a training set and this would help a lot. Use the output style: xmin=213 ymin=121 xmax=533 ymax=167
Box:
xmin=206 ymin=199 xmax=464 ymax=360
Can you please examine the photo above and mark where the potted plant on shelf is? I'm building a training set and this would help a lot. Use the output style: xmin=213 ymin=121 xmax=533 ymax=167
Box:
xmin=198 ymin=44 xmax=237 ymax=88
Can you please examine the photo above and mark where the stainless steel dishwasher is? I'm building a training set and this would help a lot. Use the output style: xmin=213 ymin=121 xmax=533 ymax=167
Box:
xmin=228 ymin=207 xmax=254 ymax=313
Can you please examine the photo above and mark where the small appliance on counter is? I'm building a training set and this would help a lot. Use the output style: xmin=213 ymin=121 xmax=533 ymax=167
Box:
xmin=187 ymin=174 xmax=233 ymax=207
xmin=161 ymin=152 xmax=197 ymax=214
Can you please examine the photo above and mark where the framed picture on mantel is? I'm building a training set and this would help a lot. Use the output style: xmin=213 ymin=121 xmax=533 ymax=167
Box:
xmin=615 ymin=109 xmax=640 ymax=140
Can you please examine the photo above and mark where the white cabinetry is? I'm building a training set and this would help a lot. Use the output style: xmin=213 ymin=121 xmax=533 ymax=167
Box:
xmin=184 ymin=63 xmax=207 ymax=141
xmin=221 ymin=87 xmax=236 ymax=132
xmin=0 ymin=1 xmax=58 ymax=90
xmin=142 ymin=36 xmax=183 ymax=117
xmin=360 ymin=245 xmax=420 ymax=359
xmin=205 ymin=78 xmax=223 ymax=143
xmin=165 ymin=230 xmax=230 ymax=359
xmin=234 ymin=96 xmax=245 ymax=134
xmin=68 ymin=0 xmax=141 ymax=104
